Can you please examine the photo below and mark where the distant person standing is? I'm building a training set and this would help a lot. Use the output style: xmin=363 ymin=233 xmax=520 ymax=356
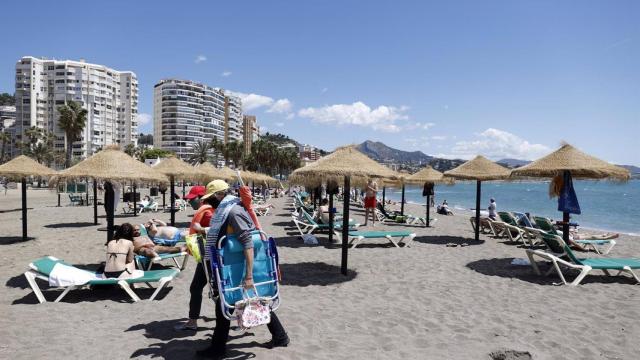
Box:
xmin=363 ymin=179 xmax=378 ymax=226
xmin=488 ymin=198 xmax=497 ymax=220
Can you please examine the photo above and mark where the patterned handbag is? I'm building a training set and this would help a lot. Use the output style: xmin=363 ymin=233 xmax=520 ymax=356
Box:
xmin=235 ymin=287 xmax=271 ymax=331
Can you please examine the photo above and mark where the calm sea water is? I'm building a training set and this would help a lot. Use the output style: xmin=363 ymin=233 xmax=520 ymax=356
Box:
xmin=381 ymin=180 xmax=640 ymax=235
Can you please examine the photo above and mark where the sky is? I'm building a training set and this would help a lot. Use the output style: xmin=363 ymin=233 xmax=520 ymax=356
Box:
xmin=1 ymin=0 xmax=638 ymax=165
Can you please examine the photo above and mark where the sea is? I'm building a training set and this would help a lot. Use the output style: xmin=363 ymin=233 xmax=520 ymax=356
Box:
xmin=380 ymin=180 xmax=640 ymax=235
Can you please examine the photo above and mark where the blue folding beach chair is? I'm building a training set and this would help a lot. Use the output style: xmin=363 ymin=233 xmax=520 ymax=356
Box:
xmin=204 ymin=230 xmax=281 ymax=321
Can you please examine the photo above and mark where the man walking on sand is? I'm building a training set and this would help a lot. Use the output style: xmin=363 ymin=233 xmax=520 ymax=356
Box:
xmin=363 ymin=179 xmax=378 ymax=226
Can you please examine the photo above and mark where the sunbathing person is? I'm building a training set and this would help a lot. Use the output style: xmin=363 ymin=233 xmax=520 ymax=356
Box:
xmin=133 ymin=224 xmax=186 ymax=258
xmin=567 ymin=230 xmax=619 ymax=251
xmin=144 ymin=218 xmax=188 ymax=244
xmin=437 ymin=200 xmax=454 ymax=215
xmin=104 ymin=223 xmax=136 ymax=279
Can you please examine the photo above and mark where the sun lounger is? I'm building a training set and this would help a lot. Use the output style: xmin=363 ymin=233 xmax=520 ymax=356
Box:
xmin=533 ymin=216 xmax=616 ymax=254
xmin=292 ymin=208 xmax=359 ymax=235
xmin=348 ymin=230 xmax=417 ymax=248
xmin=135 ymin=252 xmax=189 ymax=271
xmin=68 ymin=194 xmax=84 ymax=206
xmin=24 ymin=256 xmax=179 ymax=303
xmin=525 ymin=234 xmax=640 ymax=285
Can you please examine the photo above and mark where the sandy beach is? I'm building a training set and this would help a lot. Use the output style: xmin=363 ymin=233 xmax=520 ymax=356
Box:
xmin=1 ymin=187 xmax=639 ymax=360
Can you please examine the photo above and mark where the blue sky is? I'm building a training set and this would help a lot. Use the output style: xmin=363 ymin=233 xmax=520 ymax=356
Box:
xmin=1 ymin=0 xmax=638 ymax=165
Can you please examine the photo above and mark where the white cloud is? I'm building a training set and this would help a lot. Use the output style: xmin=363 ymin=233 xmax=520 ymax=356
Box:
xmin=297 ymin=101 xmax=409 ymax=133
xmin=321 ymin=87 xmax=328 ymax=93
xmin=449 ymin=128 xmax=550 ymax=160
xmin=194 ymin=55 xmax=207 ymax=64
xmin=229 ymin=92 xmax=293 ymax=117
xmin=431 ymin=135 xmax=447 ymax=141
xmin=259 ymin=126 xmax=268 ymax=133
xmin=233 ymin=92 xmax=274 ymax=111
xmin=136 ymin=113 xmax=152 ymax=125
xmin=221 ymin=71 xmax=232 ymax=77
xmin=286 ymin=113 xmax=294 ymax=120
xmin=267 ymin=99 xmax=293 ymax=114
xmin=275 ymin=122 xmax=285 ymax=127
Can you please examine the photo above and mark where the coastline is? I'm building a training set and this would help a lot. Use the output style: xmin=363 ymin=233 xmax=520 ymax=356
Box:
xmin=2 ymin=188 xmax=640 ymax=359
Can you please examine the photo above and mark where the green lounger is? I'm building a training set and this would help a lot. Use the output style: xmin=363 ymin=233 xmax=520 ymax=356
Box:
xmin=533 ymin=216 xmax=616 ymax=254
xmin=24 ymin=256 xmax=179 ymax=303
xmin=135 ymin=252 xmax=189 ymax=271
xmin=292 ymin=208 xmax=359 ymax=235
xmin=525 ymin=234 xmax=640 ymax=285
xmin=348 ymin=231 xmax=417 ymax=248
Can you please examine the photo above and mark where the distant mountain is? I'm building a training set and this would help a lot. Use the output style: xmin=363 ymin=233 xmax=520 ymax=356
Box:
xmin=620 ymin=165 xmax=640 ymax=175
xmin=497 ymin=158 xmax=531 ymax=168
xmin=356 ymin=140 xmax=433 ymax=164
xmin=356 ymin=140 xmax=465 ymax=172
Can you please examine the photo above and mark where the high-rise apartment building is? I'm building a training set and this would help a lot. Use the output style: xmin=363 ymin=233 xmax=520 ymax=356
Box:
xmin=12 ymin=56 xmax=138 ymax=159
xmin=224 ymin=94 xmax=243 ymax=143
xmin=242 ymin=115 xmax=260 ymax=154
xmin=153 ymin=79 xmax=226 ymax=159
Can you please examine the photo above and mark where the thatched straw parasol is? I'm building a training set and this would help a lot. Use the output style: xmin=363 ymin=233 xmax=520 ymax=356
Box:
xmin=289 ymin=146 xmax=401 ymax=188
xmin=195 ymin=162 xmax=235 ymax=182
xmin=511 ymin=143 xmax=630 ymax=243
xmin=289 ymin=145 xmax=401 ymax=275
xmin=152 ymin=156 xmax=208 ymax=226
xmin=57 ymin=146 xmax=168 ymax=241
xmin=405 ymin=166 xmax=452 ymax=227
xmin=510 ymin=144 xmax=630 ymax=180
xmin=445 ymin=156 xmax=511 ymax=241
xmin=0 ymin=156 xmax=57 ymax=241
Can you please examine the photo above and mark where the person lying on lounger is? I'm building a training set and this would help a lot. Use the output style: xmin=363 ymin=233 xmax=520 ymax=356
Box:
xmin=144 ymin=219 xmax=188 ymax=244
xmin=567 ymin=230 xmax=619 ymax=251
xmin=133 ymin=224 xmax=186 ymax=258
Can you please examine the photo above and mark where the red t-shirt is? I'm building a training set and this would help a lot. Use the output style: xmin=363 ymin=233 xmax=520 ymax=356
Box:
xmin=189 ymin=204 xmax=213 ymax=235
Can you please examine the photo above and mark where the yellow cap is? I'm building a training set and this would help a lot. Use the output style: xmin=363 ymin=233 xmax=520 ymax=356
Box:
xmin=202 ymin=179 xmax=230 ymax=199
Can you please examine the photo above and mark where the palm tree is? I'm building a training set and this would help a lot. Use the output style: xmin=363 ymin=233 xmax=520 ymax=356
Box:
xmin=57 ymin=101 xmax=88 ymax=168
xmin=209 ymin=137 xmax=223 ymax=166
xmin=189 ymin=139 xmax=210 ymax=165
xmin=124 ymin=143 xmax=136 ymax=157
xmin=227 ymin=141 xmax=244 ymax=169
xmin=0 ymin=131 xmax=10 ymax=163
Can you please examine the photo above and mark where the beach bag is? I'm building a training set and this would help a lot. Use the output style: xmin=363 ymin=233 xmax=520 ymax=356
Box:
xmin=301 ymin=234 xmax=318 ymax=245
xmin=185 ymin=234 xmax=204 ymax=262
xmin=395 ymin=216 xmax=407 ymax=223
xmin=235 ymin=287 xmax=271 ymax=331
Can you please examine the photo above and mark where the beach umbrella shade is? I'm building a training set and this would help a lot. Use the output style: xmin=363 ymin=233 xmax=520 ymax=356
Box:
xmin=0 ymin=156 xmax=57 ymax=241
xmin=289 ymin=146 xmax=401 ymax=275
xmin=195 ymin=162 xmax=235 ymax=183
xmin=153 ymin=156 xmax=208 ymax=226
xmin=56 ymin=146 xmax=168 ymax=242
xmin=444 ymin=156 xmax=511 ymax=241
xmin=510 ymin=143 xmax=630 ymax=243
xmin=405 ymin=166 xmax=452 ymax=227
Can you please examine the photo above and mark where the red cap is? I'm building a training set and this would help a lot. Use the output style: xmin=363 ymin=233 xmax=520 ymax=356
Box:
xmin=184 ymin=185 xmax=206 ymax=200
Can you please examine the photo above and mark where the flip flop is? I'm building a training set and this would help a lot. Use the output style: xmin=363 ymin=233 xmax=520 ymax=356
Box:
xmin=446 ymin=243 xmax=458 ymax=247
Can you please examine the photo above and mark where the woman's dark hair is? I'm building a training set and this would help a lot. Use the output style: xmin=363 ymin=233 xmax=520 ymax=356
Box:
xmin=107 ymin=223 xmax=135 ymax=244
xmin=202 ymin=196 xmax=218 ymax=206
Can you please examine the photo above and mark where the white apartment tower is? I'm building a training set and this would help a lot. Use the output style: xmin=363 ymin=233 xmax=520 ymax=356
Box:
xmin=224 ymin=94 xmax=243 ymax=143
xmin=153 ymin=79 xmax=243 ymax=160
xmin=13 ymin=56 xmax=138 ymax=159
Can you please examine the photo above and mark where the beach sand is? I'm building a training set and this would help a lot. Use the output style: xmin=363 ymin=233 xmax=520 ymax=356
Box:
xmin=1 ymin=187 xmax=639 ymax=359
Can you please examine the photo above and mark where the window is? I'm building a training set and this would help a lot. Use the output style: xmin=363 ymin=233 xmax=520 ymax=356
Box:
xmin=48 ymin=66 xmax=54 ymax=70
xmin=55 ymin=65 xmax=65 ymax=69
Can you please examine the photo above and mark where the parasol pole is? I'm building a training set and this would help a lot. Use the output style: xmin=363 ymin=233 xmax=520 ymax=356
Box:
xmin=341 ymin=175 xmax=351 ymax=276
xmin=475 ymin=180 xmax=481 ymax=241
